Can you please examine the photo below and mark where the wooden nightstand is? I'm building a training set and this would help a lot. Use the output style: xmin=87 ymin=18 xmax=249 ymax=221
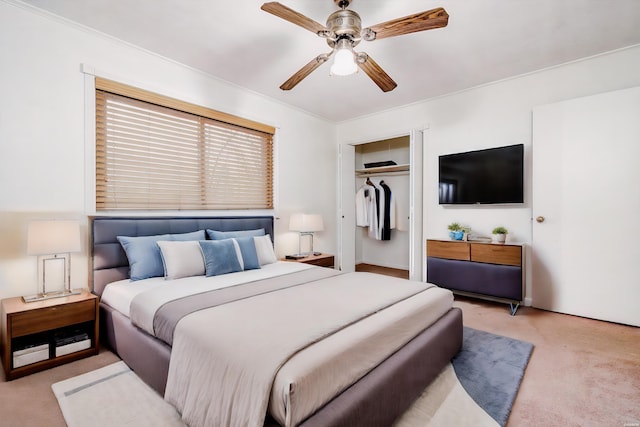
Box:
xmin=284 ymin=253 xmax=335 ymax=268
xmin=1 ymin=290 xmax=99 ymax=380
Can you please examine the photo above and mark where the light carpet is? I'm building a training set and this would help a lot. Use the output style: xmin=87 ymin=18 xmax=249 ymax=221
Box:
xmin=53 ymin=327 xmax=532 ymax=427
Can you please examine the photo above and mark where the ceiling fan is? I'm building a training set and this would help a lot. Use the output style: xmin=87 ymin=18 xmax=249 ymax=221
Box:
xmin=261 ymin=0 xmax=449 ymax=92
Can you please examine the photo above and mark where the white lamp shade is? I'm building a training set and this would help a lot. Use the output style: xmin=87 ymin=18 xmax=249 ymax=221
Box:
xmin=289 ymin=214 xmax=324 ymax=233
xmin=330 ymin=48 xmax=358 ymax=76
xmin=330 ymin=38 xmax=358 ymax=76
xmin=27 ymin=220 xmax=81 ymax=255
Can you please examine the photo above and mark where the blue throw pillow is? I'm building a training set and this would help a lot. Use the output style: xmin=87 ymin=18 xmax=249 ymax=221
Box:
xmin=118 ymin=230 xmax=205 ymax=281
xmin=199 ymin=240 xmax=243 ymax=277
xmin=233 ymin=236 xmax=260 ymax=270
xmin=206 ymin=228 xmax=265 ymax=240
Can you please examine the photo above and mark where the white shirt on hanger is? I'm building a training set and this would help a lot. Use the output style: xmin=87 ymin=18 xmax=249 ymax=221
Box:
xmin=355 ymin=184 xmax=370 ymax=227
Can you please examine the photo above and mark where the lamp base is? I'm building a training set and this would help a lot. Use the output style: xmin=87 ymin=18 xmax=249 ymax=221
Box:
xmin=22 ymin=289 xmax=82 ymax=303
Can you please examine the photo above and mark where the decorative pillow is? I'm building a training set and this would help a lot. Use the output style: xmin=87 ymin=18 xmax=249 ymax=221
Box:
xmin=206 ymin=228 xmax=265 ymax=240
xmin=157 ymin=240 xmax=205 ymax=280
xmin=232 ymin=236 xmax=261 ymax=270
xmin=117 ymin=230 xmax=206 ymax=281
xmin=254 ymin=234 xmax=277 ymax=266
xmin=199 ymin=240 xmax=243 ymax=277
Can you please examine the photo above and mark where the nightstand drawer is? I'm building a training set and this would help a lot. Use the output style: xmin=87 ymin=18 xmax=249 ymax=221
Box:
xmin=306 ymin=257 xmax=334 ymax=267
xmin=11 ymin=300 xmax=95 ymax=338
xmin=282 ymin=253 xmax=334 ymax=268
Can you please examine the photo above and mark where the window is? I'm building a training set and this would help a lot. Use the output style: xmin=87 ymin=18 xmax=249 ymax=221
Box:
xmin=95 ymin=78 xmax=274 ymax=210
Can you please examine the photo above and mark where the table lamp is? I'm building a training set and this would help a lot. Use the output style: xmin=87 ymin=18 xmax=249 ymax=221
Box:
xmin=23 ymin=220 xmax=82 ymax=302
xmin=288 ymin=214 xmax=324 ymax=259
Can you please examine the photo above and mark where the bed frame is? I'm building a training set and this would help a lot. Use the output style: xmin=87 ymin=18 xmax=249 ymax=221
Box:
xmin=91 ymin=216 xmax=463 ymax=427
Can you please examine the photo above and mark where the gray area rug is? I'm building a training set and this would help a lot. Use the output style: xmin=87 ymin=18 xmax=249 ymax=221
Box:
xmin=452 ymin=327 xmax=534 ymax=426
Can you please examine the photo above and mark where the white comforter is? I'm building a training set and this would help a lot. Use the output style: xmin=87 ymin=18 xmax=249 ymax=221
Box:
xmin=101 ymin=263 xmax=453 ymax=427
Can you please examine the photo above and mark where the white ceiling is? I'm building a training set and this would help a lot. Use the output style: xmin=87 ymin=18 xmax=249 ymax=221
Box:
xmin=20 ymin=0 xmax=640 ymax=122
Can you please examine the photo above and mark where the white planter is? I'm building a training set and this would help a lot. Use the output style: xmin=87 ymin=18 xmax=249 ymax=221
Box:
xmin=493 ymin=233 xmax=507 ymax=243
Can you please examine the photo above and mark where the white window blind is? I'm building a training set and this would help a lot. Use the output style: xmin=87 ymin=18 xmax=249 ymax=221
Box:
xmin=95 ymin=79 xmax=274 ymax=210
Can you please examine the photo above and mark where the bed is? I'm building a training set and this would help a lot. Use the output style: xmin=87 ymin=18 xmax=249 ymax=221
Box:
xmin=91 ymin=216 xmax=463 ymax=427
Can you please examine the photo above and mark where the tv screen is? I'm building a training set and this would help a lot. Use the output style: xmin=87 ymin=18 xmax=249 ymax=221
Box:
xmin=439 ymin=144 xmax=524 ymax=205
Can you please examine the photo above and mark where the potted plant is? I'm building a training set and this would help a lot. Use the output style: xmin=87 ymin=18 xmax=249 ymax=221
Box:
xmin=448 ymin=222 xmax=465 ymax=240
xmin=492 ymin=226 xmax=508 ymax=243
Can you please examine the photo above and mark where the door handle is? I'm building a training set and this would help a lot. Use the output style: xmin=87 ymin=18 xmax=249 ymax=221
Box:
xmin=536 ymin=216 xmax=545 ymax=223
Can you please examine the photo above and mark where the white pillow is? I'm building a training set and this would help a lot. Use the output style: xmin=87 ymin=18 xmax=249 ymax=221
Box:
xmin=254 ymin=235 xmax=277 ymax=265
xmin=157 ymin=240 xmax=205 ymax=279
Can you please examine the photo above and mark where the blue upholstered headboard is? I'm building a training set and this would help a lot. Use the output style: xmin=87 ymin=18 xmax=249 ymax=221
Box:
xmin=90 ymin=216 xmax=274 ymax=296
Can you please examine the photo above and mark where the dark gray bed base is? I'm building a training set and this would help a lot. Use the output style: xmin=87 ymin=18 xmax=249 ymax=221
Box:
xmin=92 ymin=216 xmax=463 ymax=427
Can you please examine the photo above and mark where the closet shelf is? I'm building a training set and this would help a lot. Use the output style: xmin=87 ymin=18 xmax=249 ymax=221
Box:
xmin=355 ymin=164 xmax=410 ymax=176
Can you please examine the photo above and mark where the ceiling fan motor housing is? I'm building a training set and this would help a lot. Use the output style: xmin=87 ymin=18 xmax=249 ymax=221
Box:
xmin=326 ymin=9 xmax=362 ymax=48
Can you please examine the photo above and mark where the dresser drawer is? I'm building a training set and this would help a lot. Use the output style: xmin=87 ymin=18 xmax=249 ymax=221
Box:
xmin=471 ymin=244 xmax=521 ymax=266
xmin=427 ymin=240 xmax=470 ymax=261
xmin=10 ymin=299 xmax=96 ymax=338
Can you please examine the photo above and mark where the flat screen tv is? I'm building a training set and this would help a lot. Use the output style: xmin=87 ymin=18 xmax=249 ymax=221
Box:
xmin=439 ymin=144 xmax=524 ymax=205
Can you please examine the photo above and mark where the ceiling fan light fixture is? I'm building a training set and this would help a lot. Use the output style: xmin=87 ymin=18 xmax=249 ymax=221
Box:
xmin=330 ymin=39 xmax=357 ymax=76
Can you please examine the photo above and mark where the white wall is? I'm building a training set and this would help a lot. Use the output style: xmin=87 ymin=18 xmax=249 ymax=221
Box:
xmin=337 ymin=44 xmax=640 ymax=306
xmin=0 ymin=1 xmax=336 ymax=300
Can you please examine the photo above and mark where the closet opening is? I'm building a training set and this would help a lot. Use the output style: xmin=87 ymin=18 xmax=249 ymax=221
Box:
xmin=354 ymin=135 xmax=411 ymax=279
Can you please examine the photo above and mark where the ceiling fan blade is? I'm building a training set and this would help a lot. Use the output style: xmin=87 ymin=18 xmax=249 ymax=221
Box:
xmin=261 ymin=2 xmax=327 ymax=35
xmin=280 ymin=53 xmax=332 ymax=91
xmin=363 ymin=7 xmax=449 ymax=41
xmin=356 ymin=53 xmax=397 ymax=92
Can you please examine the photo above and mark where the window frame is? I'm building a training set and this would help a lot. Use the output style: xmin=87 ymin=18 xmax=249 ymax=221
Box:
xmin=94 ymin=78 xmax=275 ymax=211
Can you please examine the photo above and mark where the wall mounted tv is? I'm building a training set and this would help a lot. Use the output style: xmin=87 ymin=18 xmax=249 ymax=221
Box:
xmin=439 ymin=144 xmax=524 ymax=205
